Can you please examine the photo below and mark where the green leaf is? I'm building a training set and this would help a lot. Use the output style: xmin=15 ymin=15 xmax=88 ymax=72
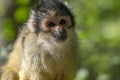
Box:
xmin=14 ymin=7 xmax=30 ymax=23
xmin=3 ymin=19 xmax=15 ymax=40
xmin=17 ymin=0 xmax=30 ymax=5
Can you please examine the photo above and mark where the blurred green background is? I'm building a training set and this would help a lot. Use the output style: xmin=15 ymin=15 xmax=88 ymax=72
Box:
xmin=0 ymin=0 xmax=120 ymax=80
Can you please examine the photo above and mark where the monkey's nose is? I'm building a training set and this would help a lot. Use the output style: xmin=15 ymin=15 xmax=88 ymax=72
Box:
xmin=55 ymin=27 xmax=67 ymax=35
xmin=51 ymin=27 xmax=67 ymax=42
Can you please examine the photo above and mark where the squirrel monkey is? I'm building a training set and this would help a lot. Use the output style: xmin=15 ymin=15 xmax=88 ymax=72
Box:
xmin=1 ymin=0 xmax=79 ymax=80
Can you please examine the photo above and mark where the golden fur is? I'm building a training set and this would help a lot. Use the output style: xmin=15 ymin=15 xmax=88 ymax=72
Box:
xmin=1 ymin=26 xmax=79 ymax=80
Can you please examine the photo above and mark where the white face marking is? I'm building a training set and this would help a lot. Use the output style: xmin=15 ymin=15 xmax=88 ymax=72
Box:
xmin=36 ymin=28 xmax=74 ymax=54
xmin=27 ymin=11 xmax=37 ymax=32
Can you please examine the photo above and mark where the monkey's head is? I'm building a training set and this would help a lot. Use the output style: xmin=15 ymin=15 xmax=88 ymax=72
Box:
xmin=28 ymin=0 xmax=75 ymax=43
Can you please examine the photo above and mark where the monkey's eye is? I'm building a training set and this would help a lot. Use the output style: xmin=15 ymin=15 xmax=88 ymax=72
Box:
xmin=60 ymin=19 xmax=66 ymax=25
xmin=48 ymin=22 xmax=55 ymax=28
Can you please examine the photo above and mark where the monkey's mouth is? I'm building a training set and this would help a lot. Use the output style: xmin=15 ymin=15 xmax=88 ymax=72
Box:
xmin=51 ymin=27 xmax=68 ymax=43
xmin=51 ymin=33 xmax=67 ymax=43
xmin=54 ymin=35 xmax=67 ymax=42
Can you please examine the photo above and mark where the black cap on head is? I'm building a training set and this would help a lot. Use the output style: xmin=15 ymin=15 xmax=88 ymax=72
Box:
xmin=32 ymin=0 xmax=75 ymax=27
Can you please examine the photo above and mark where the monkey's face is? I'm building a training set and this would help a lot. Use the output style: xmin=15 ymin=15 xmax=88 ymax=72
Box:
xmin=28 ymin=0 xmax=75 ymax=43
xmin=41 ymin=16 xmax=72 ymax=43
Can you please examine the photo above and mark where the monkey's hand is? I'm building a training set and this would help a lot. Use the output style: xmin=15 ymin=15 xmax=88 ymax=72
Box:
xmin=19 ymin=71 xmax=28 ymax=80
xmin=1 ymin=70 xmax=19 ymax=80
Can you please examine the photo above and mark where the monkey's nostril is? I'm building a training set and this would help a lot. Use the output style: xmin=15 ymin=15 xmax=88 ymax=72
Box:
xmin=54 ymin=30 xmax=58 ymax=34
xmin=51 ymin=29 xmax=67 ymax=42
xmin=59 ymin=27 xmax=65 ymax=32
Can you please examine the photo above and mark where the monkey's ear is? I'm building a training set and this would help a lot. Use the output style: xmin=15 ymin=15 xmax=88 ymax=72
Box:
xmin=27 ymin=10 xmax=36 ymax=32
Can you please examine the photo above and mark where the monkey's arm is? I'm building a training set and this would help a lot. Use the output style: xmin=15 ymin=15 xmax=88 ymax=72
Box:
xmin=1 ymin=51 xmax=22 ymax=80
xmin=1 ymin=32 xmax=24 ymax=80
xmin=1 ymin=69 xmax=19 ymax=80
xmin=1 ymin=49 xmax=22 ymax=80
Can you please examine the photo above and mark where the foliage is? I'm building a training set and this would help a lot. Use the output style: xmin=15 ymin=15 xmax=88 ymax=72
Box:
xmin=0 ymin=0 xmax=120 ymax=80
